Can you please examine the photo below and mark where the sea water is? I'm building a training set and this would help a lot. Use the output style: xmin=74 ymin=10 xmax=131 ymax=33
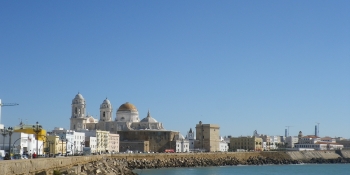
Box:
xmin=133 ymin=164 xmax=350 ymax=175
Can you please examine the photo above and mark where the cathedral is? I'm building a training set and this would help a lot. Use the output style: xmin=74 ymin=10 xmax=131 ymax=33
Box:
xmin=70 ymin=93 xmax=165 ymax=133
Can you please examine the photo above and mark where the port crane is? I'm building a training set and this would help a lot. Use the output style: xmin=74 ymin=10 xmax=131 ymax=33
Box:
xmin=0 ymin=99 xmax=19 ymax=124
xmin=285 ymin=126 xmax=293 ymax=137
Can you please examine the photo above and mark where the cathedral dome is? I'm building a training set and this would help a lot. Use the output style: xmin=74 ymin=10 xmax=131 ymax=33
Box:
xmin=140 ymin=110 xmax=158 ymax=123
xmin=117 ymin=102 xmax=137 ymax=111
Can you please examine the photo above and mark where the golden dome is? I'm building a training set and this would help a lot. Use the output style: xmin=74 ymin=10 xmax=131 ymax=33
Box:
xmin=117 ymin=102 xmax=137 ymax=111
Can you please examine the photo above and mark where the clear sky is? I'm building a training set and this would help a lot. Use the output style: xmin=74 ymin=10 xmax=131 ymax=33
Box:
xmin=0 ymin=1 xmax=349 ymax=138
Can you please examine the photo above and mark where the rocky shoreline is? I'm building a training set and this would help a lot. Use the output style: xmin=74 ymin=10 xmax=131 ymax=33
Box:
xmin=126 ymin=156 xmax=301 ymax=170
xmin=57 ymin=155 xmax=350 ymax=175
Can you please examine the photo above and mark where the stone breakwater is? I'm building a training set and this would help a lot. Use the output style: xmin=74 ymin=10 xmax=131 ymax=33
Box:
xmin=59 ymin=158 xmax=136 ymax=175
xmin=2 ymin=151 xmax=350 ymax=174
xmin=126 ymin=156 xmax=302 ymax=169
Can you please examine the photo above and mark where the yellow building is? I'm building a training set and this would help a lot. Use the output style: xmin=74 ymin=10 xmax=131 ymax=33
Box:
xmin=14 ymin=124 xmax=47 ymax=141
xmin=46 ymin=135 xmax=67 ymax=156
xmin=230 ymin=136 xmax=263 ymax=151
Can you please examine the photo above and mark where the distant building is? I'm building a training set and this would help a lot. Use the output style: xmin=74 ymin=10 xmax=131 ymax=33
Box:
xmin=285 ymin=136 xmax=298 ymax=148
xmin=336 ymin=140 xmax=350 ymax=149
xmin=108 ymin=133 xmax=119 ymax=153
xmin=186 ymin=128 xmax=195 ymax=151
xmin=68 ymin=93 xmax=180 ymax=153
xmin=219 ymin=136 xmax=228 ymax=152
xmin=50 ymin=128 xmax=85 ymax=155
xmin=79 ymin=130 xmax=110 ymax=153
xmin=230 ymin=136 xmax=263 ymax=151
xmin=0 ymin=132 xmax=42 ymax=155
xmin=118 ymin=130 xmax=180 ymax=153
xmin=85 ymin=136 xmax=97 ymax=153
xmin=175 ymin=134 xmax=189 ymax=153
xmin=294 ymin=131 xmax=343 ymax=150
xmin=46 ymin=135 xmax=66 ymax=156
xmin=194 ymin=121 xmax=220 ymax=152
xmin=51 ymin=128 xmax=75 ymax=155
xmin=70 ymin=93 xmax=165 ymax=132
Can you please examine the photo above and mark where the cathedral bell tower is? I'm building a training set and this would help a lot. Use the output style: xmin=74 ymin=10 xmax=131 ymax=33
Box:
xmin=70 ymin=93 xmax=87 ymax=130
xmin=100 ymin=98 xmax=113 ymax=122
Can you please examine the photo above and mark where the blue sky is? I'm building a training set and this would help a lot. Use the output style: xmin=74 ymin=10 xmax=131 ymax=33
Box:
xmin=1 ymin=1 xmax=349 ymax=138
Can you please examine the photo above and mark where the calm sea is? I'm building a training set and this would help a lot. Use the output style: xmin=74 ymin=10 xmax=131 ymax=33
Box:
xmin=133 ymin=164 xmax=350 ymax=175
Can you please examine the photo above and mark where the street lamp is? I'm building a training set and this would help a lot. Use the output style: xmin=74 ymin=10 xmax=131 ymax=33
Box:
xmin=7 ymin=127 xmax=13 ymax=155
xmin=46 ymin=141 xmax=51 ymax=157
xmin=61 ymin=136 xmax=64 ymax=156
xmin=81 ymin=140 xmax=85 ymax=155
xmin=32 ymin=121 xmax=42 ymax=156
xmin=1 ymin=127 xmax=8 ymax=150
xmin=65 ymin=139 xmax=68 ymax=156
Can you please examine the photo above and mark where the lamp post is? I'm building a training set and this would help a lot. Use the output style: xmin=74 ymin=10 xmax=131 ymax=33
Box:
xmin=32 ymin=121 xmax=42 ymax=156
xmin=46 ymin=141 xmax=51 ymax=157
xmin=74 ymin=142 xmax=76 ymax=155
xmin=7 ymin=127 xmax=13 ymax=155
xmin=61 ymin=136 xmax=64 ymax=155
xmin=65 ymin=139 xmax=68 ymax=157
xmin=1 ymin=127 xmax=8 ymax=150
xmin=71 ymin=144 xmax=73 ymax=156
xmin=81 ymin=140 xmax=84 ymax=155
xmin=50 ymin=141 xmax=55 ymax=157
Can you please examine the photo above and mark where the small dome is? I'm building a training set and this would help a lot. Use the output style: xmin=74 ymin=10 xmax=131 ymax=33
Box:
xmin=117 ymin=102 xmax=137 ymax=111
xmin=103 ymin=98 xmax=111 ymax=104
xmin=74 ymin=93 xmax=84 ymax=99
xmin=140 ymin=110 xmax=158 ymax=123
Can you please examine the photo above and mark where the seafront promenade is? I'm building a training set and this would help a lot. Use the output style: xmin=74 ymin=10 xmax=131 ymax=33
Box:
xmin=1 ymin=150 xmax=350 ymax=175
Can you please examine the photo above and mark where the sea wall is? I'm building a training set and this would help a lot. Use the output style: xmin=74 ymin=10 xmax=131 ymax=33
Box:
xmin=286 ymin=150 xmax=341 ymax=160
xmin=1 ymin=150 xmax=350 ymax=175
xmin=110 ymin=151 xmax=291 ymax=161
xmin=0 ymin=155 xmax=104 ymax=175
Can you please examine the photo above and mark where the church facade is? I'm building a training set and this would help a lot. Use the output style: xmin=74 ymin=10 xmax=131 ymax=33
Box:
xmin=70 ymin=93 xmax=165 ymax=133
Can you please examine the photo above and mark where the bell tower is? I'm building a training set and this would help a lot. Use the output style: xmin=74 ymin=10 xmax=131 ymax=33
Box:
xmin=70 ymin=93 xmax=87 ymax=130
xmin=100 ymin=98 xmax=113 ymax=122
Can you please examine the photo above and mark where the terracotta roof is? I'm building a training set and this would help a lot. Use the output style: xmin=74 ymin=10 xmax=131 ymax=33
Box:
xmin=303 ymin=135 xmax=319 ymax=138
xmin=315 ymin=142 xmax=343 ymax=145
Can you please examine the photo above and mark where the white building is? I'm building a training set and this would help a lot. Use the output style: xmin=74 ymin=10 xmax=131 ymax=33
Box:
xmin=51 ymin=128 xmax=74 ymax=155
xmin=79 ymin=130 xmax=109 ymax=153
xmin=186 ymin=128 xmax=195 ymax=151
xmin=0 ymin=132 xmax=43 ymax=156
xmin=175 ymin=134 xmax=189 ymax=153
xmin=294 ymin=132 xmax=343 ymax=150
xmin=285 ymin=136 xmax=299 ymax=148
xmin=269 ymin=136 xmax=280 ymax=150
xmin=73 ymin=131 xmax=85 ymax=154
xmin=86 ymin=136 xmax=97 ymax=153
xmin=219 ymin=137 xmax=228 ymax=152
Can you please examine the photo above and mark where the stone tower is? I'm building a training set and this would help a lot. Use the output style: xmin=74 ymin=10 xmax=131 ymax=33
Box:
xmin=100 ymin=98 xmax=113 ymax=122
xmin=70 ymin=93 xmax=87 ymax=130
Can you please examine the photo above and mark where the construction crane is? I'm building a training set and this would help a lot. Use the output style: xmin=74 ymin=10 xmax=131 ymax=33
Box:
xmin=0 ymin=99 xmax=19 ymax=124
xmin=285 ymin=126 xmax=294 ymax=137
